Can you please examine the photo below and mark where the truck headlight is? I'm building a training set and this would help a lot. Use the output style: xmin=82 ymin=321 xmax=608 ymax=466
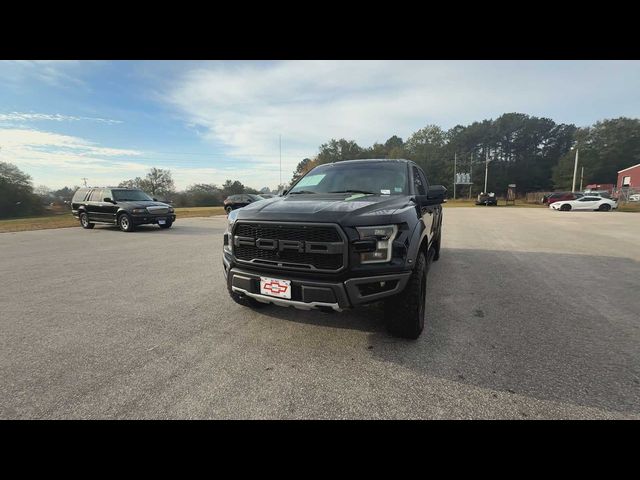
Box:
xmin=224 ymin=210 xmax=239 ymax=253
xmin=355 ymin=225 xmax=398 ymax=263
xmin=132 ymin=208 xmax=148 ymax=214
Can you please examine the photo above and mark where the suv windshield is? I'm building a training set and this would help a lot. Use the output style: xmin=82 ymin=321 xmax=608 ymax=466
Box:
xmin=112 ymin=189 xmax=153 ymax=202
xmin=288 ymin=161 xmax=409 ymax=195
xmin=248 ymin=194 xmax=264 ymax=201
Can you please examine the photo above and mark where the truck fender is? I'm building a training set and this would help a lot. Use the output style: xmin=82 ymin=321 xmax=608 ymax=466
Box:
xmin=404 ymin=218 xmax=428 ymax=269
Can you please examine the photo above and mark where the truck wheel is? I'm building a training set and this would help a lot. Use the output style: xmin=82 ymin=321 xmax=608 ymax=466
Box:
xmin=384 ymin=250 xmax=427 ymax=339
xmin=118 ymin=213 xmax=136 ymax=232
xmin=225 ymin=206 xmax=233 ymax=214
xmin=432 ymin=234 xmax=441 ymax=261
xmin=79 ymin=212 xmax=94 ymax=229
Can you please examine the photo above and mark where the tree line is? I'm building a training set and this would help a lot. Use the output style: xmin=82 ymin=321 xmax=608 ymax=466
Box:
xmin=0 ymin=163 xmax=273 ymax=219
xmin=291 ymin=113 xmax=640 ymax=195
xmin=3 ymin=112 xmax=639 ymax=219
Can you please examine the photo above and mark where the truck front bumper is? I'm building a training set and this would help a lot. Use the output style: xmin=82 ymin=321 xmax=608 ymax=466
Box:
xmin=224 ymin=260 xmax=412 ymax=311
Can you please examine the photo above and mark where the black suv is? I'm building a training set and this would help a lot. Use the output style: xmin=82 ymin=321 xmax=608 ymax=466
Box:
xmin=71 ymin=187 xmax=176 ymax=232
xmin=222 ymin=159 xmax=445 ymax=339
xmin=223 ymin=194 xmax=265 ymax=214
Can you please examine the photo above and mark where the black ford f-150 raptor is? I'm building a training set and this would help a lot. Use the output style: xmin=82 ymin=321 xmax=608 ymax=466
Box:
xmin=222 ymin=159 xmax=445 ymax=339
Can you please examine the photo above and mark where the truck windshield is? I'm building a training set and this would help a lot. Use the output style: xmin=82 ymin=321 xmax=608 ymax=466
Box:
xmin=288 ymin=162 xmax=409 ymax=195
xmin=112 ymin=189 xmax=153 ymax=201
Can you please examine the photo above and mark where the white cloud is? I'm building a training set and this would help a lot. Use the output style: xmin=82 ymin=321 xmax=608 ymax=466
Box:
xmin=0 ymin=112 xmax=122 ymax=124
xmin=165 ymin=60 xmax=640 ymax=187
xmin=0 ymin=128 xmax=147 ymax=188
xmin=0 ymin=60 xmax=93 ymax=88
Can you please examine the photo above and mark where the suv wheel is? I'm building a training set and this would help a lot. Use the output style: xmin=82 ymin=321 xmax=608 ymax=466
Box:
xmin=384 ymin=250 xmax=428 ymax=339
xmin=225 ymin=205 xmax=233 ymax=214
xmin=79 ymin=212 xmax=94 ymax=229
xmin=118 ymin=213 xmax=136 ymax=232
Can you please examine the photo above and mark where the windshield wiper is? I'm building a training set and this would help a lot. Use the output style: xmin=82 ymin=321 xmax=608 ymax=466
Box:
xmin=329 ymin=190 xmax=376 ymax=195
xmin=288 ymin=190 xmax=317 ymax=195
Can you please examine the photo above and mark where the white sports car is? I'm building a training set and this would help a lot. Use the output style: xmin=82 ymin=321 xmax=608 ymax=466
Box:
xmin=550 ymin=195 xmax=618 ymax=212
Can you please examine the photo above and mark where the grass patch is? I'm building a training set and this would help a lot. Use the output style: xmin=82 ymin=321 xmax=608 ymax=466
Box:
xmin=0 ymin=206 xmax=226 ymax=233
xmin=618 ymin=203 xmax=640 ymax=213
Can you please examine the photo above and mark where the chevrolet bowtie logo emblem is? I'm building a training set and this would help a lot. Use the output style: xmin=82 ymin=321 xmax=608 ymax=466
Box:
xmin=263 ymin=281 xmax=289 ymax=294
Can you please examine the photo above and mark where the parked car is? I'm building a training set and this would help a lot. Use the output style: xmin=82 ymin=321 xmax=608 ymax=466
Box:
xmin=71 ymin=187 xmax=176 ymax=232
xmin=223 ymin=194 xmax=265 ymax=214
xmin=259 ymin=194 xmax=276 ymax=199
xmin=476 ymin=192 xmax=497 ymax=206
xmin=545 ymin=192 xmax=582 ymax=205
xmin=223 ymin=159 xmax=445 ymax=339
xmin=629 ymin=193 xmax=640 ymax=202
xmin=584 ymin=190 xmax=611 ymax=198
xmin=550 ymin=196 xmax=618 ymax=212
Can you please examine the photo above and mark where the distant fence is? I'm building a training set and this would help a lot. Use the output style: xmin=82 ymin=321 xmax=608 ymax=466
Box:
xmin=525 ymin=192 xmax=553 ymax=204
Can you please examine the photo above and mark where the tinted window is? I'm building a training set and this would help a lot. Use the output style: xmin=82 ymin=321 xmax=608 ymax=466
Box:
xmin=413 ymin=167 xmax=426 ymax=195
xmin=72 ymin=188 xmax=89 ymax=203
xmin=102 ymin=189 xmax=111 ymax=201
xmin=288 ymin=161 xmax=408 ymax=195
xmin=89 ymin=189 xmax=103 ymax=202
xmin=112 ymin=189 xmax=153 ymax=201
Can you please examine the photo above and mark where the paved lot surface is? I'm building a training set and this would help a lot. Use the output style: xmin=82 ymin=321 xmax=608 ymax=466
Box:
xmin=1 ymin=208 xmax=639 ymax=419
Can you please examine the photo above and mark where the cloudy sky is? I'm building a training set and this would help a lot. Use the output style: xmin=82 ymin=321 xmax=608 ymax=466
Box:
xmin=1 ymin=60 xmax=639 ymax=190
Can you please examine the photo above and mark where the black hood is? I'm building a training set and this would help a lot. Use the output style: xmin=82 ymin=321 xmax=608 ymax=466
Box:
xmin=234 ymin=194 xmax=413 ymax=226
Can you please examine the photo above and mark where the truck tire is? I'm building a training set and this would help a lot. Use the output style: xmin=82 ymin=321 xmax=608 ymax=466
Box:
xmin=432 ymin=233 xmax=441 ymax=261
xmin=384 ymin=250 xmax=427 ymax=339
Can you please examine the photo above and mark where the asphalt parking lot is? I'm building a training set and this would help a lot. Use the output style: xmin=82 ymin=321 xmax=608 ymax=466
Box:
xmin=1 ymin=208 xmax=639 ymax=419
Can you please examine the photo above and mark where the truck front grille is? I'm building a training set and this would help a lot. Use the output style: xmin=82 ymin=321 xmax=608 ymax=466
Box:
xmin=233 ymin=222 xmax=346 ymax=272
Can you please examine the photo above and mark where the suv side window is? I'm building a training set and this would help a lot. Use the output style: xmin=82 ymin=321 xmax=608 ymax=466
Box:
xmin=89 ymin=189 xmax=103 ymax=202
xmin=102 ymin=189 xmax=111 ymax=201
xmin=412 ymin=167 xmax=426 ymax=195
xmin=72 ymin=188 xmax=88 ymax=203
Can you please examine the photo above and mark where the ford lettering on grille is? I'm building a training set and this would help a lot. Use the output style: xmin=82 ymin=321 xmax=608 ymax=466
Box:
xmin=233 ymin=222 xmax=346 ymax=272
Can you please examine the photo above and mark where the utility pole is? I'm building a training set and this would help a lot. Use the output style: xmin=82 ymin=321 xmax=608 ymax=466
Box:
xmin=484 ymin=150 xmax=489 ymax=193
xmin=469 ymin=153 xmax=473 ymax=200
xmin=279 ymin=134 xmax=282 ymax=187
xmin=571 ymin=148 xmax=579 ymax=193
xmin=580 ymin=166 xmax=584 ymax=192
xmin=453 ymin=152 xmax=457 ymax=200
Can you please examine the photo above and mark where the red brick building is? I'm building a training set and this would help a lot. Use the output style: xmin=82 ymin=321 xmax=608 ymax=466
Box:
xmin=617 ymin=163 xmax=640 ymax=189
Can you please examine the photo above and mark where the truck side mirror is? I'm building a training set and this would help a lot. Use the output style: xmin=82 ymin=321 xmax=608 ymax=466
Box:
xmin=414 ymin=185 xmax=447 ymax=206
xmin=427 ymin=185 xmax=447 ymax=203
